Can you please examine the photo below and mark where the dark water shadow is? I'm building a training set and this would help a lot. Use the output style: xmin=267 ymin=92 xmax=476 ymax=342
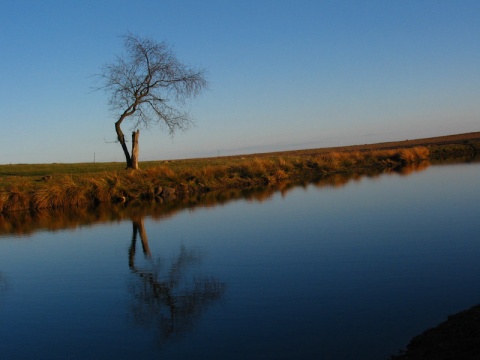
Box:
xmin=128 ymin=218 xmax=225 ymax=347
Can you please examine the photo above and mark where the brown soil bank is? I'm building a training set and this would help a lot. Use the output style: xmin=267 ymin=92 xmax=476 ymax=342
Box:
xmin=391 ymin=304 xmax=480 ymax=360
xmin=0 ymin=131 xmax=478 ymax=214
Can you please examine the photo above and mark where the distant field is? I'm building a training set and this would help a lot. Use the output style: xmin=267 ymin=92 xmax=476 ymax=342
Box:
xmin=0 ymin=132 xmax=479 ymax=181
xmin=245 ymin=131 xmax=480 ymax=157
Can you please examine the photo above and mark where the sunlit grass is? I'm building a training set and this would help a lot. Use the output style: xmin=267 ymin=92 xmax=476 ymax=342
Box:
xmin=0 ymin=147 xmax=428 ymax=213
xmin=0 ymin=136 xmax=478 ymax=214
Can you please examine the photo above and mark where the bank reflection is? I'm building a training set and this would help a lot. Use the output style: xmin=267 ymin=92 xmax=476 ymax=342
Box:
xmin=128 ymin=217 xmax=225 ymax=345
xmin=0 ymin=163 xmax=434 ymax=238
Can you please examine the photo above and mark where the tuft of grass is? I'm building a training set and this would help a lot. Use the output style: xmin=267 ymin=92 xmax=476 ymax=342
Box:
xmin=398 ymin=147 xmax=430 ymax=164
xmin=412 ymin=146 xmax=430 ymax=160
xmin=4 ymin=189 xmax=30 ymax=212
xmin=269 ymin=169 xmax=289 ymax=185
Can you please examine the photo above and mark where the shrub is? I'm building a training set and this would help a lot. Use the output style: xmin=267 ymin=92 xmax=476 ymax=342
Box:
xmin=398 ymin=147 xmax=429 ymax=163
xmin=412 ymin=146 xmax=430 ymax=160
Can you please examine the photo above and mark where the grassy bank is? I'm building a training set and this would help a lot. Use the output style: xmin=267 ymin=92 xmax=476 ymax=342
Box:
xmin=0 ymin=132 xmax=478 ymax=214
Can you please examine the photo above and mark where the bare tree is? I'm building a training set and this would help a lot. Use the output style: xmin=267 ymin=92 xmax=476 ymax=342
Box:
xmin=98 ymin=33 xmax=208 ymax=169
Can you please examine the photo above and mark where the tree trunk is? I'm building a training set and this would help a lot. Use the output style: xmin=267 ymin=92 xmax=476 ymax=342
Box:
xmin=131 ymin=130 xmax=140 ymax=170
xmin=115 ymin=121 xmax=132 ymax=168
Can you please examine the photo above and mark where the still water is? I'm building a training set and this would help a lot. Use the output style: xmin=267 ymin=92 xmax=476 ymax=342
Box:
xmin=1 ymin=162 xmax=479 ymax=359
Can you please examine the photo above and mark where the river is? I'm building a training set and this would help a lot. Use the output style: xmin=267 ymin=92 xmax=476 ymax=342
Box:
xmin=0 ymin=160 xmax=479 ymax=359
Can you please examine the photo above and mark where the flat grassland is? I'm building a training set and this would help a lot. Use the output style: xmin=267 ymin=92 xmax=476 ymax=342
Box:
xmin=262 ymin=131 xmax=480 ymax=156
xmin=0 ymin=131 xmax=478 ymax=213
xmin=2 ymin=131 xmax=479 ymax=177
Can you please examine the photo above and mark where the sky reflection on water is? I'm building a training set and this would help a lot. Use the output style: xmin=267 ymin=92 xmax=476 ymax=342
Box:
xmin=0 ymin=162 xmax=479 ymax=359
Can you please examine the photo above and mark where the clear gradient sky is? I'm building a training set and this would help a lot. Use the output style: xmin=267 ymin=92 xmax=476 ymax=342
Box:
xmin=1 ymin=1 xmax=479 ymax=164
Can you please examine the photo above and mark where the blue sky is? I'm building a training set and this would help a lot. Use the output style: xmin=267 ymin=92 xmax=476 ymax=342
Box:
xmin=1 ymin=1 xmax=479 ymax=164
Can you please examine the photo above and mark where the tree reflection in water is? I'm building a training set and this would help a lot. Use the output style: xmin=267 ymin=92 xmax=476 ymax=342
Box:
xmin=0 ymin=272 xmax=7 ymax=314
xmin=0 ymin=272 xmax=7 ymax=294
xmin=128 ymin=218 xmax=225 ymax=346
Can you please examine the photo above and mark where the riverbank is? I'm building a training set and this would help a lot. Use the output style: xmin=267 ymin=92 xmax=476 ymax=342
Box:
xmin=391 ymin=303 xmax=480 ymax=359
xmin=0 ymin=132 xmax=478 ymax=214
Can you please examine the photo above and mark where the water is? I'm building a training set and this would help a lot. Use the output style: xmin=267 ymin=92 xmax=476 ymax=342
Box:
xmin=0 ymin=162 xmax=479 ymax=359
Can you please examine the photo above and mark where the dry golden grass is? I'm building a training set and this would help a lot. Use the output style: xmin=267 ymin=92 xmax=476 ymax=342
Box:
xmin=0 ymin=131 xmax=478 ymax=214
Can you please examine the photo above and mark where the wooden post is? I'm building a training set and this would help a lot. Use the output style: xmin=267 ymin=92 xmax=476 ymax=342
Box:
xmin=131 ymin=130 xmax=140 ymax=170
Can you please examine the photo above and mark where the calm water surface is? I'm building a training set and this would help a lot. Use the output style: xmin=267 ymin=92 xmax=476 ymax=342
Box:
xmin=1 ymin=162 xmax=479 ymax=359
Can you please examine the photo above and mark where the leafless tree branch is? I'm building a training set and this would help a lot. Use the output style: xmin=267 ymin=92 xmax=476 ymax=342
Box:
xmin=96 ymin=33 xmax=208 ymax=169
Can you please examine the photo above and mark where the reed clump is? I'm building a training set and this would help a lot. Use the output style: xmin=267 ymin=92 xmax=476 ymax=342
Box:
xmin=86 ymin=175 xmax=122 ymax=203
xmin=3 ymin=188 xmax=30 ymax=212
xmin=32 ymin=176 xmax=89 ymax=210
xmin=0 ymin=146 xmax=431 ymax=214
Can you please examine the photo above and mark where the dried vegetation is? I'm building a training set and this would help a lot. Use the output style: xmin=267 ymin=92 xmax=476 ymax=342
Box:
xmin=0 ymin=132 xmax=478 ymax=214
